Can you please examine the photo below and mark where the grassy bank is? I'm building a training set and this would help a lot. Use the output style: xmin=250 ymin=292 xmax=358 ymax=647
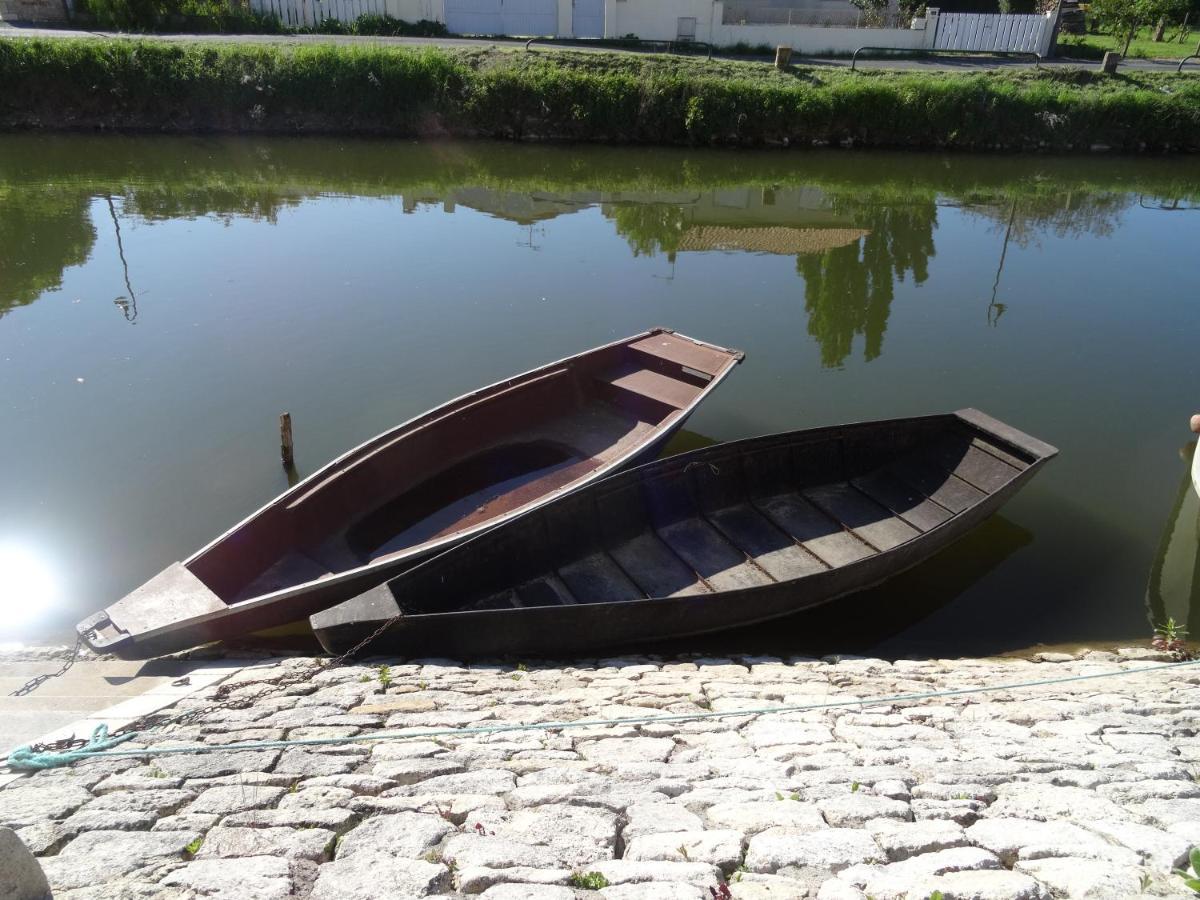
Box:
xmin=1 ymin=39 xmax=1198 ymax=151
xmin=1059 ymin=27 xmax=1200 ymax=60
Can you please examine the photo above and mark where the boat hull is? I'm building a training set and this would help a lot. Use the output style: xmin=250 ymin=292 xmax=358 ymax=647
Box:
xmin=78 ymin=328 xmax=743 ymax=660
xmin=313 ymin=409 xmax=1057 ymax=658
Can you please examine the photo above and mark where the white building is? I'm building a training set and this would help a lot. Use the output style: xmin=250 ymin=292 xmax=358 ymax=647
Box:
xmin=392 ymin=0 xmax=889 ymax=43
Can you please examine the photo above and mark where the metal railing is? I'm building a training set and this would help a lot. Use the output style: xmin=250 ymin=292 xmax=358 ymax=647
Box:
xmin=851 ymin=45 xmax=1042 ymax=70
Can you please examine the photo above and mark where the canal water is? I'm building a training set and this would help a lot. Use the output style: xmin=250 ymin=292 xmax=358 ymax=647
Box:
xmin=2 ymin=135 xmax=1198 ymax=657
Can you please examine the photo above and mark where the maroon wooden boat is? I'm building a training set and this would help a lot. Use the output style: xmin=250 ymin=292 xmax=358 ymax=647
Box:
xmin=77 ymin=329 xmax=743 ymax=659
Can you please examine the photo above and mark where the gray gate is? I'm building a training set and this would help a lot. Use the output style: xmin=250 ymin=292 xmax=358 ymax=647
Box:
xmin=445 ymin=0 xmax=558 ymax=35
xmin=572 ymin=0 xmax=604 ymax=37
xmin=934 ymin=11 xmax=1054 ymax=53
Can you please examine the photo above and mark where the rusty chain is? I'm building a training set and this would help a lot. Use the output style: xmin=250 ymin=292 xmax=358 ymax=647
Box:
xmin=8 ymin=635 xmax=85 ymax=699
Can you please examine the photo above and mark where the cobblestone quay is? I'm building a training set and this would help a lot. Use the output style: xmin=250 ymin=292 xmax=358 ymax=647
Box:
xmin=2 ymin=650 xmax=1199 ymax=899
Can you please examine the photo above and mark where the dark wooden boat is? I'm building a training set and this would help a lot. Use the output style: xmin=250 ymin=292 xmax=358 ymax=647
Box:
xmin=77 ymin=329 xmax=743 ymax=660
xmin=311 ymin=409 xmax=1057 ymax=657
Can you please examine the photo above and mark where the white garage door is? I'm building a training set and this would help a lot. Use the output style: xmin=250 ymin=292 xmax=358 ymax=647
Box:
xmin=445 ymin=0 xmax=558 ymax=35
xmin=572 ymin=0 xmax=604 ymax=37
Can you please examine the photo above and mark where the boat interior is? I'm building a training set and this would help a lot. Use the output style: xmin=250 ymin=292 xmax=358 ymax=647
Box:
xmin=185 ymin=331 xmax=738 ymax=604
xmin=389 ymin=414 xmax=1040 ymax=615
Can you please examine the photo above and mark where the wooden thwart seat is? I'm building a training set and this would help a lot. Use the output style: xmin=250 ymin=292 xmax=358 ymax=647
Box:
xmin=605 ymin=367 xmax=703 ymax=410
xmin=628 ymin=332 xmax=731 ymax=377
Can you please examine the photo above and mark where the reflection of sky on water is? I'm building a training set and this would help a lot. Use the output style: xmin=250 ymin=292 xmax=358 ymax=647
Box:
xmin=0 ymin=540 xmax=64 ymax=639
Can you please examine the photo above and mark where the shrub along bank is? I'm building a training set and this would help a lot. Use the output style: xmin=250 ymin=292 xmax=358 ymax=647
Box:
xmin=1 ymin=39 xmax=1197 ymax=151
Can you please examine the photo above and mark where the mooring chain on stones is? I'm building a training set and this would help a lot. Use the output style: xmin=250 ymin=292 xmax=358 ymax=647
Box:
xmin=8 ymin=635 xmax=85 ymax=699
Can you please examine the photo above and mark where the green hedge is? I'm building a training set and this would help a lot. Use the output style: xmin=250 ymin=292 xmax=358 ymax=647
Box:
xmin=1 ymin=39 xmax=1197 ymax=151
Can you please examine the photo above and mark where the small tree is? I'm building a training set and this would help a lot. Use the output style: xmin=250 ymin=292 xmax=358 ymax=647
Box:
xmin=849 ymin=0 xmax=891 ymax=27
xmin=1088 ymin=0 xmax=1187 ymax=54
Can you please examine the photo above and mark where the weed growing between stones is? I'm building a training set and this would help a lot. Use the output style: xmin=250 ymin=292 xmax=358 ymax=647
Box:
xmin=1153 ymin=618 xmax=1196 ymax=660
xmin=568 ymin=871 xmax=611 ymax=889
xmin=1176 ymin=847 xmax=1200 ymax=893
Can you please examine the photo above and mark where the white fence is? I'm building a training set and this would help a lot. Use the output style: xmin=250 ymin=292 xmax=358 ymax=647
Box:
xmin=934 ymin=11 xmax=1053 ymax=52
xmin=722 ymin=4 xmax=908 ymax=29
xmin=707 ymin=6 xmax=1056 ymax=56
xmin=247 ymin=0 xmax=437 ymax=27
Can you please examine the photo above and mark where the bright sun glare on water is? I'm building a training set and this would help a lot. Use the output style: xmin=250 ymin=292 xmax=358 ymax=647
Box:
xmin=0 ymin=542 xmax=62 ymax=634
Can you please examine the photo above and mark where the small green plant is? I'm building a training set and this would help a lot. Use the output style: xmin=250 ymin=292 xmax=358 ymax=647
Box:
xmin=569 ymin=871 xmax=610 ymax=890
xmin=147 ymin=767 xmax=167 ymax=778
xmin=851 ymin=781 xmax=861 ymax=793
xmin=418 ymin=680 xmax=429 ymax=690
xmin=516 ymin=662 xmax=528 ymax=671
xmin=510 ymin=673 xmax=523 ymax=680
xmin=789 ymin=792 xmax=800 ymax=801
xmin=424 ymin=849 xmax=442 ymax=863
xmin=359 ymin=674 xmax=370 ymax=683
xmin=1153 ymin=618 xmax=1194 ymax=659
xmin=677 ymin=844 xmax=691 ymax=860
xmin=775 ymin=792 xmax=784 ymax=800
xmin=927 ymin=891 xmax=945 ymax=900
xmin=377 ymin=665 xmax=392 ymax=687
xmin=694 ymin=696 xmax=712 ymax=710
xmin=1139 ymin=872 xmax=1153 ymax=892
xmin=1175 ymin=846 xmax=1200 ymax=893
xmin=289 ymin=781 xmax=299 ymax=793
xmin=184 ymin=836 xmax=203 ymax=855
xmin=952 ymin=792 xmax=970 ymax=800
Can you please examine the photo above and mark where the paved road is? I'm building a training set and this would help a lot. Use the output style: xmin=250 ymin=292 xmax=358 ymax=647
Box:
xmin=1 ymin=21 xmax=1193 ymax=71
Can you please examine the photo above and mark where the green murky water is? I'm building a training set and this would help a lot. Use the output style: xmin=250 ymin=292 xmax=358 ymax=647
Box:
xmin=2 ymin=135 xmax=1198 ymax=656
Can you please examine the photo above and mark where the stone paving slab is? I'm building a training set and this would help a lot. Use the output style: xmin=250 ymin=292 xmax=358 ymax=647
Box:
xmin=1 ymin=649 xmax=1198 ymax=899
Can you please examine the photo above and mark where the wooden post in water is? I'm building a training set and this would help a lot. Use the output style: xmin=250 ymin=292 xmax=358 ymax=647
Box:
xmin=280 ymin=413 xmax=294 ymax=468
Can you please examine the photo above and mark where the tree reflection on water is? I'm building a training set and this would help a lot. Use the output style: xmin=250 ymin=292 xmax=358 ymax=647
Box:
xmin=2 ymin=138 xmax=1196 ymax=374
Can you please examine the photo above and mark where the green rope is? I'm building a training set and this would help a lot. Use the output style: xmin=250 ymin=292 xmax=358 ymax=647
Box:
xmin=6 ymin=724 xmax=136 ymax=772
xmin=6 ymin=658 xmax=1199 ymax=770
